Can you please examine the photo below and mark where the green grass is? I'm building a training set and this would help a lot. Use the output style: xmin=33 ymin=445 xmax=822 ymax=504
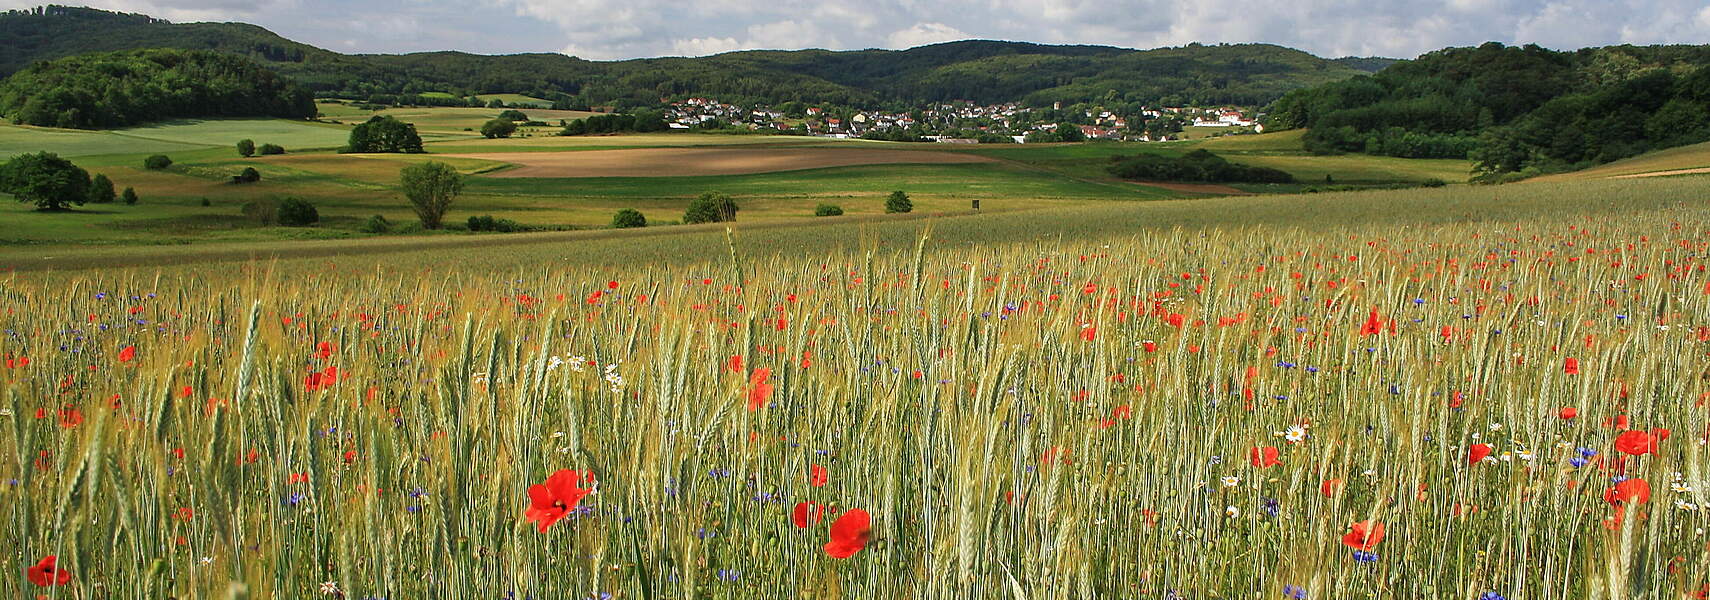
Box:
xmin=476 ymin=93 xmax=554 ymax=107
xmin=0 ymin=124 xmax=208 ymax=158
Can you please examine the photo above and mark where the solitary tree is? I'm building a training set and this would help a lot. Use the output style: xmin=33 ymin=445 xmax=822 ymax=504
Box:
xmin=88 ymin=173 xmax=116 ymax=204
xmin=345 ymin=116 xmax=424 ymax=153
xmin=121 ymin=187 xmax=138 ymax=205
xmin=0 ymin=151 xmax=91 ymax=210
xmin=143 ymin=154 xmax=173 ymax=170
xmin=237 ymin=139 xmax=256 ymax=157
xmin=481 ymin=118 xmax=518 ymax=139
xmin=497 ymin=109 xmax=529 ymax=121
xmin=400 ymin=161 xmax=464 ymax=229
xmin=885 ymin=190 xmax=913 ymax=214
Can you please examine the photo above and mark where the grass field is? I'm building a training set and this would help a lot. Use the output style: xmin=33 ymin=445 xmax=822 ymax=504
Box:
xmin=2 ymin=175 xmax=1708 ymax=598
xmin=1529 ymin=141 xmax=1710 ymax=182
xmin=4 ymin=118 xmax=1479 ymax=247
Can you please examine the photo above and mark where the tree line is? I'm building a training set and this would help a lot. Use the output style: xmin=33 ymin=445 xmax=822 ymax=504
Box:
xmin=0 ymin=48 xmax=315 ymax=128
xmin=1265 ymin=42 xmax=1710 ymax=176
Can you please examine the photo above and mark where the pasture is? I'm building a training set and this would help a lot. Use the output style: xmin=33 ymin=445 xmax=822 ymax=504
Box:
xmin=454 ymin=147 xmax=997 ymax=177
xmin=2 ymin=176 xmax=1709 ymax=599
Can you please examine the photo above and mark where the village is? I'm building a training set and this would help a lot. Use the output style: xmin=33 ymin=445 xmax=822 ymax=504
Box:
xmin=660 ymin=97 xmax=1262 ymax=143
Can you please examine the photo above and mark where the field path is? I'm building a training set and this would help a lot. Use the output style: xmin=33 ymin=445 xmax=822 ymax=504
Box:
xmin=447 ymin=147 xmax=995 ymax=177
xmin=1608 ymin=167 xmax=1710 ymax=179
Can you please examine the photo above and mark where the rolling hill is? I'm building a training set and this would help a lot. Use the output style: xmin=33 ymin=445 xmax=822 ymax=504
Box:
xmin=0 ymin=5 xmax=1376 ymax=109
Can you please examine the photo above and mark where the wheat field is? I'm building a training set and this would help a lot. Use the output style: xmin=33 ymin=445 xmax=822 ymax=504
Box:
xmin=4 ymin=201 xmax=1710 ymax=599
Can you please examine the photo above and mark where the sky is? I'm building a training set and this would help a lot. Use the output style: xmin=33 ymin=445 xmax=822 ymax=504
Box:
xmin=9 ymin=0 xmax=1710 ymax=61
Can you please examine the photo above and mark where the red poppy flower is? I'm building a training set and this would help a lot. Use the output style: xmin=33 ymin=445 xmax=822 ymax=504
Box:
xmin=1320 ymin=478 xmax=1344 ymax=498
xmin=1615 ymin=430 xmax=1659 ymax=456
xmin=1468 ymin=443 xmax=1493 ymax=465
xmin=525 ymin=469 xmax=595 ymax=533
xmin=792 ymin=501 xmax=824 ymax=528
xmin=1559 ymin=407 xmax=1578 ymax=420
xmin=746 ymin=368 xmax=774 ymax=411
xmin=1359 ymin=308 xmax=1383 ymax=336
xmin=25 ymin=555 xmax=71 ymax=587
xmin=1604 ymin=478 xmax=1651 ymax=507
xmin=824 ymin=508 xmax=872 ymax=558
xmin=1564 ymin=357 xmax=1580 ymax=375
xmin=118 ymin=345 xmax=136 ymax=363
xmin=809 ymin=464 xmax=828 ymax=487
xmin=1341 ymin=520 xmax=1385 ymax=550
xmin=1249 ymin=446 xmax=1281 ymax=468
xmin=314 ymin=341 xmax=335 ymax=359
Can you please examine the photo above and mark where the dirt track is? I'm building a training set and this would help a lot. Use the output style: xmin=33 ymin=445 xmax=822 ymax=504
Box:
xmin=448 ymin=147 xmax=995 ymax=177
xmin=1609 ymin=167 xmax=1710 ymax=179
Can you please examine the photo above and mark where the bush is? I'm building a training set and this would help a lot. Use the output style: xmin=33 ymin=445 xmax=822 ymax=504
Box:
xmin=497 ymin=109 xmax=529 ymax=121
xmin=684 ymin=191 xmax=739 ymax=224
xmin=815 ymin=203 xmax=844 ymax=216
xmin=1106 ymin=150 xmax=1294 ymax=184
xmin=200 ymin=198 xmax=212 ymax=207
xmin=611 ymin=208 xmax=647 ymax=228
xmin=88 ymin=173 xmax=115 ymax=204
xmin=1420 ymin=178 xmax=1447 ymax=188
xmin=121 ymin=187 xmax=138 ymax=205
xmin=884 ymin=191 xmax=912 ymax=214
xmin=259 ymin=143 xmax=285 ymax=155
xmin=275 ymin=197 xmax=319 ymax=226
xmin=234 ymin=167 xmax=261 ymax=184
xmin=467 ymin=215 xmax=523 ymax=232
xmin=481 ymin=119 xmax=518 ymax=139
xmin=237 ymin=139 xmax=255 ymax=157
xmin=143 ymin=154 xmax=172 ymax=170
xmin=360 ymin=214 xmax=391 ymax=233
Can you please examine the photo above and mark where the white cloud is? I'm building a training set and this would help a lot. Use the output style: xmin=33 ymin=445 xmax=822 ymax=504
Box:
xmin=887 ymin=22 xmax=970 ymax=48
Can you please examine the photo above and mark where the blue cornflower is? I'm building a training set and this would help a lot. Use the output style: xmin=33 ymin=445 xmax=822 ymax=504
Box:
xmin=1281 ymin=584 xmax=1308 ymax=599
xmin=716 ymin=569 xmax=740 ymax=582
xmin=1351 ymin=550 xmax=1379 ymax=563
xmin=1569 ymin=457 xmax=1587 ymax=468
xmin=1479 ymin=593 xmax=1505 ymax=600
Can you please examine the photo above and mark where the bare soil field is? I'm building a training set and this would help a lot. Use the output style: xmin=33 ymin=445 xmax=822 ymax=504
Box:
xmin=450 ymin=147 xmax=997 ymax=177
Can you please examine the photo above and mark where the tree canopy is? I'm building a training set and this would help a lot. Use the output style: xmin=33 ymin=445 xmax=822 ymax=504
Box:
xmin=346 ymin=115 xmax=424 ymax=153
xmin=0 ymin=151 xmax=91 ymax=210
xmin=0 ymin=47 xmax=314 ymax=128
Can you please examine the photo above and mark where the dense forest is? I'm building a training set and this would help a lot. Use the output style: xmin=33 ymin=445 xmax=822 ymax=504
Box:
xmin=0 ymin=48 xmax=315 ymax=128
xmin=1265 ymin=42 xmax=1710 ymax=176
xmin=0 ymin=6 xmax=1377 ymax=112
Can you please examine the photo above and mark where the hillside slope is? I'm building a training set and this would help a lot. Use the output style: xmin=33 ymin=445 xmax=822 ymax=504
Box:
xmin=0 ymin=5 xmax=1370 ymax=109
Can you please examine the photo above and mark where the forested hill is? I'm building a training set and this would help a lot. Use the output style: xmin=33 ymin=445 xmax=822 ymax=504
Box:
xmin=1265 ymin=42 xmax=1710 ymax=178
xmin=0 ymin=5 xmax=1374 ymax=110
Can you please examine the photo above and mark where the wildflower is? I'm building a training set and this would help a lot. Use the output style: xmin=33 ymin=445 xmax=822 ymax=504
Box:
xmin=1283 ymin=425 xmax=1307 ymax=443
xmin=1341 ymin=520 xmax=1385 ymax=550
xmin=25 ymin=555 xmax=71 ymax=587
xmin=1319 ymin=479 xmax=1344 ymax=497
xmin=1221 ymin=476 xmax=1241 ymax=488
xmin=1468 ymin=443 xmax=1493 ymax=465
xmin=320 ymin=581 xmax=340 ymax=595
xmin=118 ymin=345 xmax=136 ymax=363
xmin=1559 ymin=407 xmax=1578 ymax=420
xmin=525 ymin=469 xmax=596 ymax=533
xmin=1564 ymin=357 xmax=1580 ymax=375
xmin=1249 ymin=446 xmax=1282 ymax=468
xmin=824 ymin=509 xmax=872 ymax=558
xmin=1615 ymin=430 xmax=1660 ymax=456
xmin=1351 ymin=550 xmax=1379 ymax=562
xmin=1604 ymin=478 xmax=1651 ymax=507
xmin=809 ymin=464 xmax=828 ymax=487
xmin=1225 ymin=505 xmax=1240 ymax=518
xmin=1479 ymin=593 xmax=1506 ymax=600
xmin=1281 ymin=584 xmax=1308 ymax=599
xmin=792 ymin=501 xmax=824 ymax=528
xmin=746 ymin=368 xmax=773 ymax=411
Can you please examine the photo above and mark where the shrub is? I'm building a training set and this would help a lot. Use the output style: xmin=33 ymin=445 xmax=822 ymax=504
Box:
xmin=121 ymin=187 xmax=138 ymax=205
xmin=259 ymin=143 xmax=285 ymax=155
xmin=360 ymin=214 xmax=391 ymax=233
xmin=481 ymin=119 xmax=518 ymax=139
xmin=237 ymin=139 xmax=255 ymax=157
xmin=143 ymin=155 xmax=172 ymax=170
xmin=275 ymin=197 xmax=319 ymax=226
xmin=885 ymin=190 xmax=913 ymax=214
xmin=684 ymin=191 xmax=738 ymax=224
xmin=200 ymin=198 xmax=212 ymax=207
xmin=497 ymin=109 xmax=529 ymax=121
xmin=467 ymin=215 xmax=523 ymax=232
xmin=88 ymin=173 xmax=115 ymax=204
xmin=611 ymin=208 xmax=647 ymax=228
xmin=815 ymin=203 xmax=844 ymax=216
xmin=1420 ymin=178 xmax=1447 ymax=188
xmin=234 ymin=167 xmax=261 ymax=184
